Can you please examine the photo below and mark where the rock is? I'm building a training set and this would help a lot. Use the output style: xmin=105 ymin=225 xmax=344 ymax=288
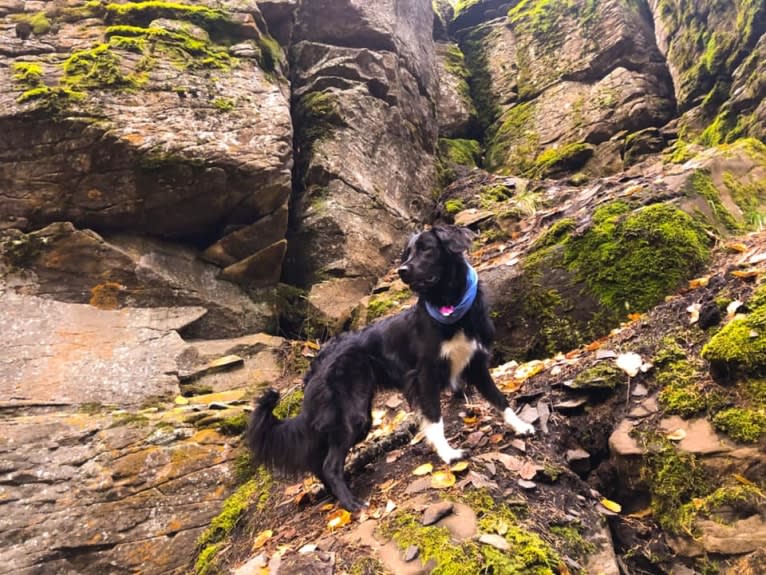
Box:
xmin=0 ymin=1 xmax=292 ymax=246
xmin=307 ymin=277 xmax=374 ymax=335
xmin=403 ymin=545 xmax=420 ymax=562
xmin=583 ymin=521 xmax=620 ymax=575
xmin=518 ymin=404 xmax=540 ymax=424
xmin=0 ymin=292 xmax=203 ymax=406
xmin=0 ymin=223 xmax=275 ymax=338
xmin=435 ymin=41 xmax=476 ymax=138
xmin=454 ymin=208 xmax=494 ymax=227
xmin=566 ymin=448 xmax=591 ymax=476
xmin=659 ymin=416 xmax=733 ymax=455
xmin=517 ymin=479 xmax=537 ymax=490
xmin=668 ymin=515 xmax=766 ymax=557
xmin=219 ymin=239 xmax=288 ymax=288
xmin=422 ymin=501 xmax=454 ymax=526
xmin=434 ymin=502 xmax=477 ymax=541
xmin=283 ymin=0 xmax=437 ymax=289
xmin=608 ymin=420 xmax=643 ymax=456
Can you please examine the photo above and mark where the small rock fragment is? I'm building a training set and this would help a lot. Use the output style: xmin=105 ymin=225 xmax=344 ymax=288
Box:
xmin=479 ymin=533 xmax=510 ymax=551
xmin=422 ymin=501 xmax=454 ymax=526
xmin=517 ymin=479 xmax=537 ymax=490
xmin=403 ymin=545 xmax=419 ymax=562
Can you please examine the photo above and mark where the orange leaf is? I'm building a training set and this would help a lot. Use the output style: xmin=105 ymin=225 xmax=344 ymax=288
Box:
xmin=320 ymin=502 xmax=335 ymax=511
xmin=627 ymin=312 xmax=643 ymax=321
xmin=489 ymin=433 xmax=504 ymax=444
xmin=726 ymin=242 xmax=748 ymax=253
xmin=687 ymin=276 xmax=710 ymax=289
xmin=327 ymin=508 xmax=352 ymax=529
xmin=463 ymin=415 xmax=478 ymax=425
xmin=732 ymin=269 xmax=760 ymax=279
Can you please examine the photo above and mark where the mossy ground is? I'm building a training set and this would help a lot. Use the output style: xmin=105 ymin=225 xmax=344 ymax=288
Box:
xmin=379 ymin=490 xmax=560 ymax=575
xmin=365 ymin=289 xmax=412 ymax=322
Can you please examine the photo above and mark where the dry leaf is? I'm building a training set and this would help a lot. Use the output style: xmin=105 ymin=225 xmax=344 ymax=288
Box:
xmin=688 ymin=276 xmax=710 ymax=289
xmin=412 ymin=463 xmax=433 ymax=476
xmin=518 ymin=461 xmax=541 ymax=481
xmin=410 ymin=431 xmax=426 ymax=446
xmin=727 ymin=300 xmax=743 ymax=317
xmin=732 ymin=269 xmax=760 ymax=279
xmin=600 ymin=498 xmax=622 ymax=513
xmin=450 ymin=461 xmax=469 ymax=473
xmin=726 ymin=242 xmax=748 ymax=253
xmin=489 ymin=433 xmax=504 ymax=444
xmin=284 ymin=483 xmax=303 ymax=497
xmin=616 ymin=352 xmax=643 ymax=377
xmin=384 ymin=500 xmax=397 ymax=515
xmin=430 ymin=470 xmax=456 ymax=489
xmin=252 ymin=529 xmax=273 ymax=550
xmin=666 ymin=428 xmax=687 ymax=441
xmin=463 ymin=415 xmax=478 ymax=425
xmin=320 ymin=503 xmax=335 ymax=511
xmin=299 ymin=543 xmax=317 ymax=554
xmin=628 ymin=507 xmax=653 ymax=519
xmin=327 ymin=508 xmax=352 ymax=529
xmin=687 ymin=303 xmax=701 ymax=324
xmin=558 ymin=561 xmax=572 ymax=575
xmin=627 ymin=312 xmax=643 ymax=321
xmin=514 ymin=360 xmax=544 ymax=381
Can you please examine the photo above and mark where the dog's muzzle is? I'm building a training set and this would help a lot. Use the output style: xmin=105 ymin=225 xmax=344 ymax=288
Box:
xmin=397 ymin=265 xmax=411 ymax=283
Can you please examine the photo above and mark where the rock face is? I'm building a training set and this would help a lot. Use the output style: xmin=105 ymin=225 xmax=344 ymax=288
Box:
xmin=283 ymin=0 xmax=438 ymax=304
xmin=0 ymin=0 xmax=293 ymax=325
xmin=452 ymin=0 xmax=676 ymax=176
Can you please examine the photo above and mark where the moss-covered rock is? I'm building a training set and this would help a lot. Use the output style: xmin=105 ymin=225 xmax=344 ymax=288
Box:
xmin=711 ymin=407 xmax=766 ymax=443
xmin=531 ymin=142 xmax=594 ymax=178
xmin=438 ymin=138 xmax=482 ymax=167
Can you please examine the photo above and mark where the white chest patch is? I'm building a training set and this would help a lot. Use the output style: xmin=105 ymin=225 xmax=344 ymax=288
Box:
xmin=440 ymin=330 xmax=479 ymax=388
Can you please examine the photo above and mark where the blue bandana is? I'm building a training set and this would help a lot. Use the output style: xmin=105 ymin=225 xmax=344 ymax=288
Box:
xmin=425 ymin=264 xmax=478 ymax=325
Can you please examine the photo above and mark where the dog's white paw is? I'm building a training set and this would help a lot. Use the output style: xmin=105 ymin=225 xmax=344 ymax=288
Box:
xmin=504 ymin=407 xmax=535 ymax=436
xmin=437 ymin=446 xmax=465 ymax=464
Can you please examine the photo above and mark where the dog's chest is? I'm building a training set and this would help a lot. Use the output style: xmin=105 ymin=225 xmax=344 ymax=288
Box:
xmin=440 ymin=330 xmax=479 ymax=384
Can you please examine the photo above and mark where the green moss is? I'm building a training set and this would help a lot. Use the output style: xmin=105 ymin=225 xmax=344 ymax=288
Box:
xmin=104 ymin=1 xmax=235 ymax=39
xmin=486 ymin=102 xmax=538 ymax=173
xmin=641 ymin=435 xmax=708 ymax=532
xmin=194 ymin=543 xmax=220 ymax=575
xmin=655 ymin=337 xmax=707 ymax=417
xmin=380 ymin=491 xmax=558 ymax=575
xmin=687 ymin=170 xmax=742 ymax=233
xmin=453 ymin=0 xmax=480 ymax=17
xmin=564 ymin=201 xmax=711 ymax=314
xmin=195 ymin=466 xmax=273 ymax=568
xmin=14 ymin=11 xmax=51 ymax=36
xmin=255 ymin=33 xmax=282 ymax=74
xmin=212 ymin=97 xmax=234 ymax=112
xmin=571 ymin=361 xmax=624 ymax=390
xmin=723 ymin=171 xmax=766 ymax=230
xmin=508 ymin=0 xmax=577 ymax=44
xmin=677 ymin=484 xmax=765 ymax=534
xmin=712 ymin=407 xmax=766 ymax=442
xmin=349 ymin=557 xmax=387 ymax=575
xmin=438 ymin=138 xmax=481 ymax=167
xmin=366 ymin=289 xmax=412 ymax=321
xmin=64 ymin=44 xmax=145 ymax=89
xmin=273 ymin=388 xmax=304 ymax=419
xmin=665 ymin=138 xmax=696 ymax=164
xmin=702 ymin=308 xmax=766 ymax=370
xmin=444 ymin=199 xmax=466 ymax=215
xmin=549 ymin=524 xmax=595 ymax=557
xmin=532 ymin=219 xmax=575 ymax=251
xmin=294 ymin=91 xmax=346 ymax=149
xmin=11 ymin=62 xmax=44 ymax=88
xmin=110 ymin=412 xmax=150 ymax=427
xmin=216 ymin=413 xmax=247 ymax=435
xmin=531 ymin=142 xmax=593 ymax=178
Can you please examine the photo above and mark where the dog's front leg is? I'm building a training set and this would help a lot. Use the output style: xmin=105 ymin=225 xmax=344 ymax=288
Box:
xmin=418 ymin=366 xmax=464 ymax=464
xmin=464 ymin=353 xmax=535 ymax=436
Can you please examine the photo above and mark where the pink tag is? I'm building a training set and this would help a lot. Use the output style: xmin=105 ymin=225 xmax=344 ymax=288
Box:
xmin=439 ymin=306 xmax=454 ymax=316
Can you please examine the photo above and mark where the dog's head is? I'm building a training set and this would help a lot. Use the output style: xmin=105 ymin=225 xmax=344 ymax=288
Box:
xmin=397 ymin=226 xmax=473 ymax=292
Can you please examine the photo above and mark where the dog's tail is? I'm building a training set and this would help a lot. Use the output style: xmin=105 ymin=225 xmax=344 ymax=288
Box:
xmin=245 ymin=388 xmax=313 ymax=476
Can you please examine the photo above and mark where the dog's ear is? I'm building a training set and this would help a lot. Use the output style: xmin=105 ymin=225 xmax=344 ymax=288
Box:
xmin=432 ymin=225 xmax=475 ymax=254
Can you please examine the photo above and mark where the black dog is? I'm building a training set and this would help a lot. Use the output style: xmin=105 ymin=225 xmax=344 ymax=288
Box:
xmin=246 ymin=226 xmax=534 ymax=511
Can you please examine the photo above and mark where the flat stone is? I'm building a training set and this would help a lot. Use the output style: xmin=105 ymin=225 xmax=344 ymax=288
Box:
xmin=436 ymin=502 xmax=478 ymax=542
xmin=517 ymin=479 xmax=537 ymax=490
xmin=631 ymin=383 xmax=649 ymax=397
xmin=454 ymin=208 xmax=494 ymax=227
xmin=404 ymin=477 xmax=431 ymax=495
xmin=478 ymin=533 xmax=510 ymax=551
xmin=0 ymin=292 xmax=204 ymax=406
xmin=403 ymin=545 xmax=419 ymax=562
xmin=659 ymin=416 xmax=733 ymax=455
xmin=220 ymin=240 xmax=287 ymax=288
xmin=608 ymin=420 xmax=643 ymax=456
xmin=518 ymin=404 xmax=540 ymax=424
xmin=422 ymin=501 xmax=454 ymax=526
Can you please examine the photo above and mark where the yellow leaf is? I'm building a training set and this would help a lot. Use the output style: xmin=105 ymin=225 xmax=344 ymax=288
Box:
xmin=327 ymin=508 xmax=352 ymax=529
xmin=320 ymin=502 xmax=335 ymax=511
xmin=628 ymin=507 xmax=653 ymax=519
xmin=252 ymin=529 xmax=273 ymax=550
xmin=431 ymin=470 xmax=457 ymax=489
xmin=558 ymin=561 xmax=572 ymax=575
xmin=450 ymin=461 xmax=469 ymax=473
xmin=732 ymin=269 xmax=760 ymax=279
xmin=688 ymin=276 xmax=710 ymax=289
xmin=627 ymin=312 xmax=643 ymax=321
xmin=600 ymin=498 xmax=622 ymax=513
xmin=726 ymin=242 xmax=748 ymax=253
xmin=304 ymin=340 xmax=320 ymax=350
xmin=463 ymin=415 xmax=478 ymax=425
xmin=174 ymin=395 xmax=189 ymax=405
xmin=413 ymin=463 xmax=433 ymax=476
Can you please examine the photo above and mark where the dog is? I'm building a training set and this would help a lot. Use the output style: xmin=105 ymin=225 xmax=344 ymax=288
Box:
xmin=246 ymin=225 xmax=535 ymax=511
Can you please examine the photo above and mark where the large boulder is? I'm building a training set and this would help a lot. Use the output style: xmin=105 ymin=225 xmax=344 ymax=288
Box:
xmin=283 ymin=0 xmax=438 ymax=312
xmin=0 ymin=222 xmax=275 ymax=338
xmin=0 ymin=0 xmax=292 ymax=287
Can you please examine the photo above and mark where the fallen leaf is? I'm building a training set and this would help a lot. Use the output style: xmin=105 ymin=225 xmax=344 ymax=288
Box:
xmin=252 ymin=529 xmax=273 ymax=550
xmin=666 ymin=428 xmax=687 ymax=441
xmin=379 ymin=479 xmax=397 ymax=493
xmin=628 ymin=507 xmax=653 ymax=519
xmin=385 ymin=500 xmax=397 ymax=514
xmin=174 ymin=395 xmax=189 ymax=405
xmin=727 ymin=300 xmax=743 ymax=318
xmin=299 ymin=543 xmax=317 ymax=554
xmin=430 ymin=470 xmax=457 ymax=489
xmin=600 ymin=498 xmax=622 ymax=513
xmin=320 ymin=503 xmax=335 ymax=511
xmin=732 ymin=269 xmax=760 ymax=279
xmin=616 ymin=352 xmax=643 ymax=377
xmin=371 ymin=409 xmax=387 ymax=427
xmin=726 ymin=242 xmax=748 ymax=253
xmin=688 ymin=276 xmax=710 ymax=289
xmin=450 ymin=461 xmax=469 ymax=473
xmin=489 ymin=433 xmax=504 ymax=444
xmin=518 ymin=461 xmax=542 ymax=481
xmin=514 ymin=360 xmax=545 ymax=381
xmin=627 ymin=312 xmax=643 ymax=321
xmin=410 ymin=431 xmax=425 ymax=446
xmin=284 ymin=483 xmax=302 ymax=497
xmin=463 ymin=415 xmax=478 ymax=425
xmin=478 ymin=533 xmax=510 ymax=551
xmin=687 ymin=303 xmax=701 ymax=325
xmin=456 ymin=470 xmax=499 ymax=491
xmin=327 ymin=509 xmax=352 ymax=530
xmin=412 ymin=463 xmax=433 ymax=476
xmin=584 ymin=338 xmax=605 ymax=352
xmin=558 ymin=561 xmax=573 ymax=575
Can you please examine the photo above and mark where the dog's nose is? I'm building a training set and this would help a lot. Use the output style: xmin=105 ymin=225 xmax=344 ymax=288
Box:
xmin=397 ymin=265 xmax=411 ymax=282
